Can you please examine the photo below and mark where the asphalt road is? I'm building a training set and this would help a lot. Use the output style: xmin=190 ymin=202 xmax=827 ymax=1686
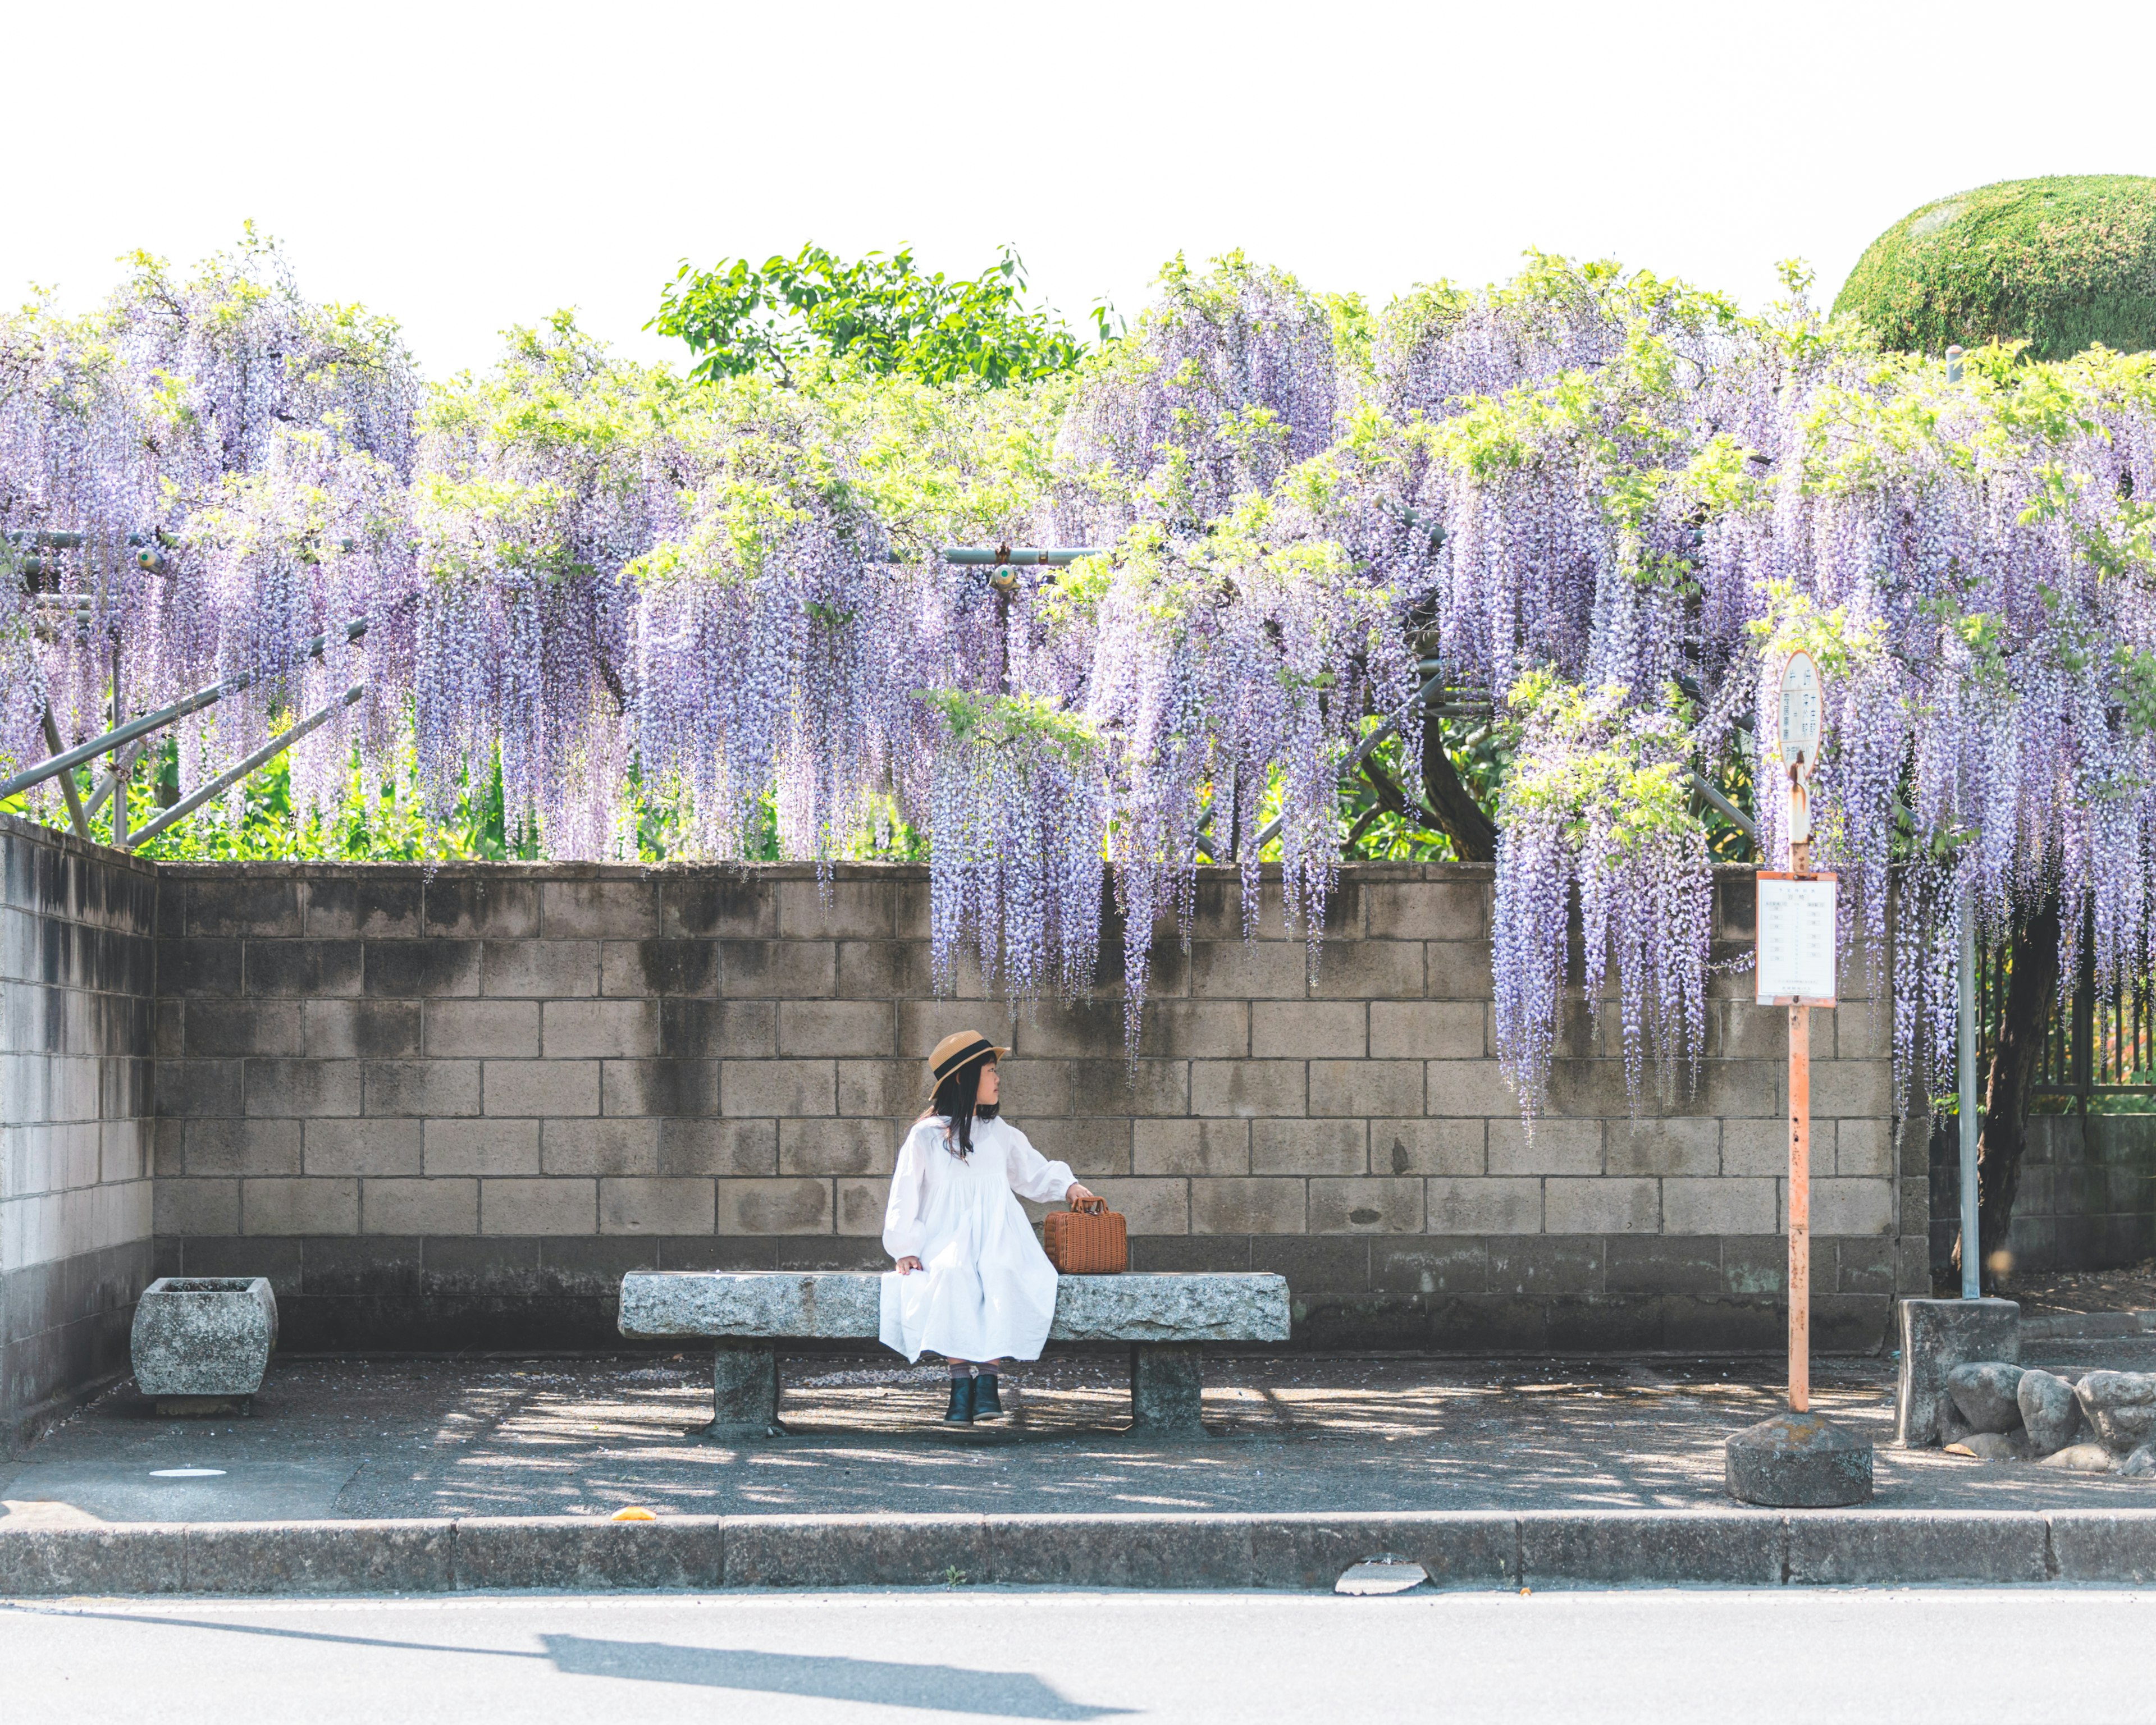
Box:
xmin=4 ymin=1587 xmax=2153 ymax=1723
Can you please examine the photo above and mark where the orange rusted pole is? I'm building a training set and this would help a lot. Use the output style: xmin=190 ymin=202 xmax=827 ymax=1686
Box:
xmin=1788 ymin=998 xmax=1810 ymax=1413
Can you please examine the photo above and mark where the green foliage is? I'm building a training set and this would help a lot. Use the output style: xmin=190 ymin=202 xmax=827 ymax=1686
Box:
xmin=1499 ymin=671 xmax=1701 ymax=857
xmin=1834 ymin=176 xmax=2156 ymax=362
xmin=651 ymin=243 xmax=1107 ymax=388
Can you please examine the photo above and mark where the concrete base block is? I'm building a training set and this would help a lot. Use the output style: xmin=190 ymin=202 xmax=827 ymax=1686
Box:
xmin=1130 ymin=1342 xmax=1204 ymax=1437
xmin=1726 ymin=1411 xmax=1873 ymax=1508
xmin=702 ymin=1340 xmax=783 ymax=1438
xmin=154 ymin=1396 xmax=252 ymax=1418
xmin=1521 ymin=1509 xmax=1784 ymax=1586
xmin=1895 ymin=1297 xmax=2019 ymax=1447
xmin=1786 ymin=1510 xmax=2048 ymax=1585
xmin=130 ymin=1277 xmax=278 ymax=1399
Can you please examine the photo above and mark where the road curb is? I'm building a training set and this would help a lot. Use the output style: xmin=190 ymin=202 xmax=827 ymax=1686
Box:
xmin=3 ymin=1509 xmax=2155 ymax=1596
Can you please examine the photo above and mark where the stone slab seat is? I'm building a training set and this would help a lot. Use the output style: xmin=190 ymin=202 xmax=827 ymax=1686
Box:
xmin=618 ymin=1271 xmax=1292 ymax=1438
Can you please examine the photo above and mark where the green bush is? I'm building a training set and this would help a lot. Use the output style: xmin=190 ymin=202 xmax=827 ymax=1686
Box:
xmin=1833 ymin=175 xmax=2156 ymax=360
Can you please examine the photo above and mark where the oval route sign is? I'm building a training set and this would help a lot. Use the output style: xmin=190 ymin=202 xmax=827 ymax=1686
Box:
xmin=1776 ymin=650 xmax=1821 ymax=778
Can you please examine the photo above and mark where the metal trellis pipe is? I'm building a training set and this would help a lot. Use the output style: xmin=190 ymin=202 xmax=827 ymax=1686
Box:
xmin=0 ymin=617 xmax=372 ymax=803
xmin=125 ymin=685 xmax=366 ymax=850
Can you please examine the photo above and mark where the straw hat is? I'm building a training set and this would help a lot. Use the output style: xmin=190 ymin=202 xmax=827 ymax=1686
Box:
xmin=925 ymin=1029 xmax=1010 ymax=1097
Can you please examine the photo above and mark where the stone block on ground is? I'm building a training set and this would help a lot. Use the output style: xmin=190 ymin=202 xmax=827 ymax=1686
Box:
xmin=129 ymin=1275 xmax=278 ymax=1399
xmin=2121 ymin=1445 xmax=2156 ymax=1477
xmin=1726 ymin=1410 xmax=1873 ymax=1507
xmin=2036 ymin=1442 xmax=2114 ymax=1473
xmin=1894 ymin=1297 xmax=2020 ymax=1447
xmin=1945 ymin=1431 xmax=2020 ymax=1462
xmin=2017 ymin=1369 xmax=2085 ymax=1457
xmin=1945 ymin=1361 xmax=2025 ymax=1434
xmin=2075 ymin=1371 xmax=2156 ymax=1454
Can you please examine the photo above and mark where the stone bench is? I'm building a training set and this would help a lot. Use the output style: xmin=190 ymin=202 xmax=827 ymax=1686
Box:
xmin=618 ymin=1270 xmax=1291 ymax=1438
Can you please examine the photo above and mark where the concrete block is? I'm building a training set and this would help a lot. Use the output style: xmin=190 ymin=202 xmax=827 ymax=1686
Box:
xmin=1190 ymin=1060 xmax=1304 ymax=1118
xmin=660 ymin=1119 xmax=777 ymax=1177
xmin=602 ymin=1059 xmax=721 ymax=1118
xmin=542 ymin=1118 xmax=661 ymax=1176
xmin=542 ymin=999 xmax=661 ymax=1058
xmin=424 ymin=1118 xmax=540 ymax=1177
xmin=1812 ymin=1060 xmax=1892 ymax=1118
xmin=1726 ymin=1410 xmax=1873 ymax=1507
xmin=481 ymin=1177 xmax=596 ymax=1235
xmin=1895 ymin=1296 xmax=2020 ymax=1447
xmin=1133 ymin=1118 xmax=1247 ymax=1177
xmin=1308 ymin=1059 xmax=1422 ymax=1118
xmin=1309 ymin=1177 xmax=1424 ymax=1233
xmin=363 ymin=1059 xmax=481 ymax=1118
xmin=1605 ymin=1119 xmax=1719 ymax=1177
xmin=482 ymin=1059 xmax=601 ymax=1118
xmin=721 ymin=1059 xmax=836 ymax=1118
xmin=601 ymin=1177 xmax=717 ymax=1236
xmin=243 ymin=939 xmax=363 ymax=998
xmin=305 ymin=1118 xmax=423 ymax=1178
xmin=130 ymin=1274 xmax=277 ymax=1395
xmin=1424 ymin=1060 xmax=1518 ymax=1118
xmin=716 ymin=938 xmax=836 ymax=998
xmin=1520 ymin=1511 xmax=1784 ymax=1587
xmin=184 ymin=1118 xmax=302 ymax=1177
xmin=243 ymin=1059 xmax=360 ymax=1119
xmin=985 ymin=1511 xmax=1249 ymax=1588
xmin=0 ymin=1526 xmax=188 ymax=1596
xmin=661 ymin=999 xmax=779 ymax=1059
xmin=2048 ymin=1512 xmax=2156 ymax=1584
xmin=1487 ymin=1119 xmax=1600 ymax=1176
xmin=184 ymin=1522 xmax=455 ymax=1595
xmin=158 ymin=939 xmax=242 ymax=998
xmin=363 ymin=1178 xmax=477 ymax=1235
xmin=154 ymin=1177 xmax=240 ymax=1236
xmin=1369 ymin=1118 xmax=1483 ymax=1177
xmin=723 ymin=1514 xmax=993 ymax=1589
xmin=777 ymin=1000 xmax=896 ymax=1058
xmin=303 ymin=877 xmax=422 ymax=940
xmin=778 ymin=1118 xmax=893 ymax=1177
xmin=188 ymin=878 xmax=302 ymax=937
xmin=1249 ymin=1513 xmax=1516 ymax=1590
xmin=541 ymin=880 xmax=657 ymax=939
xmin=363 ymin=940 xmax=480 ymax=998
xmin=1543 ymin=1178 xmax=1659 ymax=1234
xmin=1369 ymin=1001 xmax=1483 ymax=1059
xmin=1129 ymin=1340 xmax=1204 ymax=1435
xmin=1662 ymin=1177 xmax=1776 ymax=1236
xmin=1365 ymin=880 xmax=1484 ymax=942
xmin=1190 ymin=1177 xmax=1305 ymax=1234
xmin=1835 ymin=1118 xmax=1893 ymax=1178
xmin=1310 ymin=941 xmax=1424 ymax=1001
xmin=243 ymin=1177 xmax=359 ymax=1236
xmin=661 ymin=876 xmax=775 ymax=939
xmin=715 ymin=1177 xmax=835 ymax=1234
xmin=1062 ymin=1059 xmax=1187 ymax=1117
xmin=1251 ymin=1001 xmax=1366 ymax=1059
xmin=304 ymin=1000 xmax=422 ymax=1060
xmin=482 ymin=940 xmax=600 ymax=997
xmin=833 ymin=940 xmax=933 ymax=1003
xmin=834 ymin=1059 xmax=920 ymax=1119
xmin=426 ymin=999 xmax=538 ymax=1058
xmin=1423 ymin=941 xmax=1495 ymax=1000
xmin=1190 ymin=940 xmax=1308 ymax=1000
xmin=1246 ymin=1118 xmax=1359 ymax=1175
xmin=421 ymin=877 xmax=541 ymax=939
xmin=1810 ymin=1178 xmax=1894 ymax=1236
xmin=836 ymin=1177 xmax=892 ymax=1235
xmin=1424 ymin=1177 xmax=1542 ymax=1234
xmin=1723 ymin=1114 xmax=1825 ymax=1177
xmin=454 ymin=1517 xmax=723 ymax=1591
xmin=1785 ymin=1511 xmax=2047 ymax=1584
xmin=776 ymin=880 xmax=895 ymax=940
xmin=184 ymin=1001 xmax=303 ymax=1057
xmin=604 ymin=937 xmax=722 ymax=998
xmin=155 ymin=1059 xmax=242 ymax=1118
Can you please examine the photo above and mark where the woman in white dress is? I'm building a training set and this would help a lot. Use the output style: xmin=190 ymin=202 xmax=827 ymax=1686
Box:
xmin=881 ymin=1030 xmax=1097 ymax=1425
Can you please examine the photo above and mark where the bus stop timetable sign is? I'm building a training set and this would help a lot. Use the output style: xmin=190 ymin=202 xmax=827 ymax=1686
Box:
xmin=1756 ymin=872 xmax=1837 ymax=1006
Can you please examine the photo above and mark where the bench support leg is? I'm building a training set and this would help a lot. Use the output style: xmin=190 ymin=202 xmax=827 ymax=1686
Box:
xmin=702 ymin=1339 xmax=783 ymax=1439
xmin=1129 ymin=1342 xmax=1205 ymax=1438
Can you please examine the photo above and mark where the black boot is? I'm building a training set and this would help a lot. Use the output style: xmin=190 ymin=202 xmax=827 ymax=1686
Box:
xmin=943 ymin=1374 xmax=976 ymax=1425
xmin=972 ymin=1374 xmax=1003 ymax=1420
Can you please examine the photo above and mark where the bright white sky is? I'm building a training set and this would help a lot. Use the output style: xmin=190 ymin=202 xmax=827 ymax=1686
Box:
xmin=10 ymin=0 xmax=2153 ymax=381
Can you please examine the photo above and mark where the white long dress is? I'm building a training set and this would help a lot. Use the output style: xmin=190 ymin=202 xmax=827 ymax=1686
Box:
xmin=879 ymin=1114 xmax=1076 ymax=1364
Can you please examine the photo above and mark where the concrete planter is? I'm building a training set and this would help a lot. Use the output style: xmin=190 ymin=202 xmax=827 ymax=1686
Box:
xmin=131 ymin=1277 xmax=278 ymax=1411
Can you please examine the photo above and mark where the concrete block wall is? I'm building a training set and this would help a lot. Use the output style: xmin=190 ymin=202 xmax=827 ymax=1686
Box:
xmin=1 ymin=816 xmax=157 ymax=1442
xmin=1929 ymin=1113 xmax=2156 ymax=1278
xmin=149 ymin=860 xmax=1926 ymax=1353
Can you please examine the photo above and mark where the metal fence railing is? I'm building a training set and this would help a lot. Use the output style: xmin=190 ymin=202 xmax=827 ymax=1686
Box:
xmin=1980 ymin=935 xmax=2156 ymax=1112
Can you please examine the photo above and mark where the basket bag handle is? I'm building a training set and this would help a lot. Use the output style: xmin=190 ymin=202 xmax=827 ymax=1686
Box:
xmin=1070 ymin=1195 xmax=1106 ymax=1215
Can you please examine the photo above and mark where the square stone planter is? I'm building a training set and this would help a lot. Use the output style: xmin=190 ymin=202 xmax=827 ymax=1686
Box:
xmin=130 ymin=1276 xmax=279 ymax=1415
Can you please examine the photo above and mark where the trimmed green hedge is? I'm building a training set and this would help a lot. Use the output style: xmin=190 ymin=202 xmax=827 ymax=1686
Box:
xmin=1833 ymin=175 xmax=2156 ymax=361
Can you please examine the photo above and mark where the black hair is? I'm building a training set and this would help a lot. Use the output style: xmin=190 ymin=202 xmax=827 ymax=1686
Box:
xmin=930 ymin=1056 xmax=999 ymax=1158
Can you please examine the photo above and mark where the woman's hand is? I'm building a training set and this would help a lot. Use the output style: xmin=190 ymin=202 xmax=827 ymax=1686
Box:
xmin=896 ymin=1256 xmax=924 ymax=1275
xmin=1065 ymin=1183 xmax=1098 ymax=1207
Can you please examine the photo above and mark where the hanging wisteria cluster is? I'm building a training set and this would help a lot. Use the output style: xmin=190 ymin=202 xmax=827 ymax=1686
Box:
xmin=8 ymin=237 xmax=2156 ymax=1113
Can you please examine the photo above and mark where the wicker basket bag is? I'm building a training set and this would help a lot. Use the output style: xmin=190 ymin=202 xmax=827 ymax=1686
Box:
xmin=1043 ymin=1195 xmax=1127 ymax=1274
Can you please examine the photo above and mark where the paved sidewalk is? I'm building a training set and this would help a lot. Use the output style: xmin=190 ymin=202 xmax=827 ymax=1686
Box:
xmin=5 ymin=1339 xmax=2153 ymax=1528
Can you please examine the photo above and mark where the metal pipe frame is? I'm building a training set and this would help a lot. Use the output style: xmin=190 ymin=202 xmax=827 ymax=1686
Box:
xmin=126 ymin=685 xmax=364 ymax=850
xmin=0 ymin=617 xmax=370 ymax=802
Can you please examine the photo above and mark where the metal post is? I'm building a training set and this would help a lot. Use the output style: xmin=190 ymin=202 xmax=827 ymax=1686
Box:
xmin=1958 ymin=898 xmax=1981 ymax=1298
xmin=38 ymin=706 xmax=88 ymax=840
xmin=1789 ymin=997 xmax=1811 ymax=1413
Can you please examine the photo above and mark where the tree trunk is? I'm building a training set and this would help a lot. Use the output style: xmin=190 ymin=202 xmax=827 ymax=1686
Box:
xmin=1959 ymin=896 xmax=2061 ymax=1292
xmin=1420 ymin=719 xmax=1497 ymax=863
